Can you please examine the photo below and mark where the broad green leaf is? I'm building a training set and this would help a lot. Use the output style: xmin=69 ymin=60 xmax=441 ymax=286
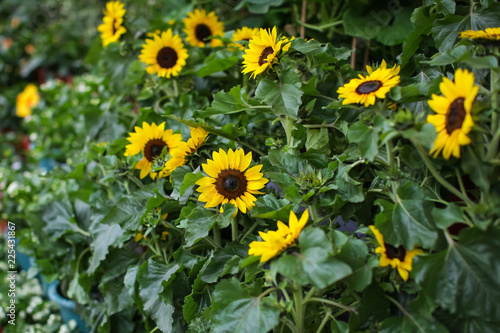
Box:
xmin=255 ymin=69 xmax=303 ymax=119
xmin=291 ymin=39 xmax=351 ymax=67
xmin=423 ymin=45 xmax=469 ymax=66
xmin=379 ymin=316 xmax=449 ymax=333
xmin=212 ymin=278 xmax=280 ymax=333
xmin=234 ymin=0 xmax=284 ymax=14
xmin=177 ymin=205 xmax=236 ymax=247
xmin=138 ymin=260 xmax=181 ymax=332
xmin=196 ymin=50 xmax=241 ymax=77
xmin=200 ymin=243 xmax=247 ymax=283
xmin=414 ymin=228 xmax=500 ymax=321
xmin=305 ymin=127 xmax=330 ymax=155
xmin=432 ymin=204 xmax=464 ymax=229
xmin=375 ymin=182 xmax=439 ymax=249
xmin=348 ymin=122 xmax=378 ymax=162
xmin=401 ymin=7 xmax=437 ymax=66
xmin=334 ymin=161 xmax=365 ymax=203
xmin=272 ymin=228 xmax=352 ymax=288
xmin=99 ymin=182 xmax=163 ymax=231
xmin=203 ymin=85 xmax=259 ymax=117
xmin=88 ymin=223 xmax=131 ymax=273
xmin=251 ymin=194 xmax=293 ymax=221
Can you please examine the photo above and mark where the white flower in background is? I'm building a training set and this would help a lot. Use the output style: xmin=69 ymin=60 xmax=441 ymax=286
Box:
xmin=68 ymin=319 xmax=78 ymax=330
xmin=0 ymin=308 xmax=6 ymax=320
xmin=58 ymin=324 xmax=70 ymax=333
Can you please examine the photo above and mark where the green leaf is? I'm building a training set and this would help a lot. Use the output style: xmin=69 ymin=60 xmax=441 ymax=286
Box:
xmin=255 ymin=69 xmax=303 ymax=119
xmin=196 ymin=50 xmax=241 ymax=77
xmin=305 ymin=127 xmax=330 ymax=155
xmin=401 ymin=7 xmax=437 ymax=66
xmin=379 ymin=316 xmax=449 ymax=333
xmin=99 ymin=182 xmax=163 ymax=231
xmin=291 ymin=39 xmax=351 ymax=67
xmin=88 ymin=223 xmax=131 ymax=273
xmin=177 ymin=206 xmax=236 ymax=247
xmin=124 ymin=60 xmax=145 ymax=86
xmin=334 ymin=161 xmax=365 ymax=203
xmin=251 ymin=194 xmax=293 ymax=221
xmin=375 ymin=182 xmax=439 ymax=249
xmin=348 ymin=122 xmax=379 ymax=162
xmin=414 ymin=228 xmax=500 ymax=321
xmin=212 ymin=278 xmax=280 ymax=333
xmin=200 ymin=243 xmax=247 ymax=283
xmin=423 ymin=45 xmax=469 ymax=66
xmin=138 ymin=260 xmax=181 ymax=332
xmin=203 ymin=85 xmax=259 ymax=117
xmin=432 ymin=204 xmax=464 ymax=229
xmin=272 ymin=228 xmax=352 ymax=288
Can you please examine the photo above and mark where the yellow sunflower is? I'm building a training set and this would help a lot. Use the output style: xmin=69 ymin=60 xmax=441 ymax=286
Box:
xmin=337 ymin=60 xmax=401 ymax=107
xmin=139 ymin=29 xmax=189 ymax=78
xmin=230 ymin=27 xmax=260 ymax=50
xmin=196 ymin=148 xmax=268 ymax=215
xmin=124 ymin=122 xmax=183 ymax=180
xmin=16 ymin=84 xmax=40 ymax=118
xmin=369 ymin=226 xmax=423 ymax=282
xmin=459 ymin=27 xmax=500 ymax=41
xmin=164 ymin=127 xmax=208 ymax=175
xmin=242 ymin=27 xmax=284 ymax=79
xmin=280 ymin=36 xmax=295 ymax=52
xmin=183 ymin=9 xmax=224 ymax=48
xmin=97 ymin=1 xmax=127 ymax=47
xmin=248 ymin=209 xmax=309 ymax=263
xmin=427 ymin=69 xmax=478 ymax=160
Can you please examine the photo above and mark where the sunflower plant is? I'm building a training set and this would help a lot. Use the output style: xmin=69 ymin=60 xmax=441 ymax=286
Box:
xmin=3 ymin=0 xmax=500 ymax=332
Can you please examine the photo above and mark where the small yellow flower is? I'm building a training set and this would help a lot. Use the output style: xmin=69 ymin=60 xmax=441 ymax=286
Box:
xmin=16 ymin=84 xmax=40 ymax=118
xmin=242 ymin=27 xmax=283 ymax=79
xmin=230 ymin=27 xmax=259 ymax=50
xmin=369 ymin=225 xmax=423 ymax=282
xmin=196 ymin=148 xmax=268 ymax=215
xmin=124 ymin=122 xmax=183 ymax=180
xmin=97 ymin=1 xmax=127 ymax=47
xmin=427 ymin=69 xmax=478 ymax=160
xmin=164 ymin=127 xmax=208 ymax=175
xmin=139 ymin=29 xmax=189 ymax=78
xmin=248 ymin=209 xmax=309 ymax=262
xmin=337 ymin=60 xmax=400 ymax=107
xmin=183 ymin=9 xmax=224 ymax=48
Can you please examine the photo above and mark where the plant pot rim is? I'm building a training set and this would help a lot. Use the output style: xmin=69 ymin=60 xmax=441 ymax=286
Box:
xmin=46 ymin=280 xmax=75 ymax=310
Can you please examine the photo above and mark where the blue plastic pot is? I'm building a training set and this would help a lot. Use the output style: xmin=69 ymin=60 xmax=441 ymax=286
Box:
xmin=15 ymin=238 xmax=33 ymax=272
xmin=47 ymin=281 xmax=89 ymax=333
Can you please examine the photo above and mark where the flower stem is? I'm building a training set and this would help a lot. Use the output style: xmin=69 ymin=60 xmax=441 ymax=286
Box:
xmin=231 ymin=217 xmax=238 ymax=242
xmin=213 ymin=225 xmax=221 ymax=247
xmin=292 ymin=282 xmax=304 ymax=333
xmin=306 ymin=298 xmax=358 ymax=314
xmin=487 ymin=68 xmax=500 ymax=160
xmin=413 ymin=140 xmax=475 ymax=208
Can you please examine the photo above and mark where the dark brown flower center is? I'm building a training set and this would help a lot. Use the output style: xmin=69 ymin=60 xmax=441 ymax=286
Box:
xmin=112 ymin=19 xmax=117 ymax=35
xmin=356 ymin=80 xmax=382 ymax=94
xmin=156 ymin=47 xmax=178 ymax=69
xmin=215 ymin=169 xmax=248 ymax=199
xmin=258 ymin=47 xmax=274 ymax=66
xmin=384 ymin=243 xmax=406 ymax=261
xmin=446 ymin=97 xmax=466 ymax=134
xmin=195 ymin=24 xmax=212 ymax=43
xmin=144 ymin=139 xmax=167 ymax=162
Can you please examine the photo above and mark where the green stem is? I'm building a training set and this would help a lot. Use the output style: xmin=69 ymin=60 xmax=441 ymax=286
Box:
xmin=231 ymin=217 xmax=238 ymax=242
xmin=292 ymin=282 xmax=304 ymax=333
xmin=413 ymin=141 xmax=475 ymax=208
xmin=239 ymin=220 xmax=259 ymax=244
xmin=281 ymin=116 xmax=295 ymax=147
xmin=386 ymin=139 xmax=397 ymax=176
xmin=487 ymin=68 xmax=500 ymax=160
xmin=316 ymin=310 xmax=332 ymax=333
xmin=148 ymin=326 xmax=159 ymax=333
xmin=127 ymin=173 xmax=143 ymax=188
xmin=213 ymin=225 xmax=221 ymax=247
xmin=308 ymin=204 xmax=320 ymax=224
xmin=306 ymin=298 xmax=358 ymax=314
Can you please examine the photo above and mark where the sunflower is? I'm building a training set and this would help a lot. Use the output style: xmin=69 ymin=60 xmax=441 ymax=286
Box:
xmin=230 ymin=27 xmax=260 ymax=50
xmin=16 ymin=84 xmax=40 ymax=118
xmin=369 ymin=226 xmax=423 ymax=282
xmin=280 ymin=36 xmax=295 ymax=52
xmin=97 ymin=1 xmax=127 ymax=47
xmin=337 ymin=60 xmax=401 ymax=107
xmin=164 ymin=127 xmax=208 ymax=175
xmin=242 ymin=27 xmax=284 ymax=79
xmin=139 ymin=29 xmax=189 ymax=78
xmin=124 ymin=122 xmax=183 ymax=180
xmin=459 ymin=27 xmax=500 ymax=41
xmin=248 ymin=209 xmax=309 ymax=263
xmin=427 ymin=69 xmax=478 ymax=160
xmin=183 ymin=9 xmax=224 ymax=48
xmin=196 ymin=148 xmax=268 ymax=215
